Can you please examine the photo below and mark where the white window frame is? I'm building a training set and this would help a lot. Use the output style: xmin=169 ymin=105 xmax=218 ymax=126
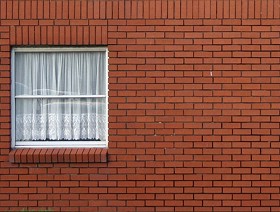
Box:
xmin=11 ymin=47 xmax=109 ymax=148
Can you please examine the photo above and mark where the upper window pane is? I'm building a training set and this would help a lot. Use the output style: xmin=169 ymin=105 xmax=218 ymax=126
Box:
xmin=15 ymin=52 xmax=106 ymax=96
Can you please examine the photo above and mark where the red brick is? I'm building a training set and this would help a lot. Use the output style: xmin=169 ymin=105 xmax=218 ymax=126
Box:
xmin=69 ymin=149 xmax=78 ymax=163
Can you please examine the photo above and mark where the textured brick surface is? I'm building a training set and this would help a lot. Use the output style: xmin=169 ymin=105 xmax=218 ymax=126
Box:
xmin=9 ymin=148 xmax=108 ymax=164
xmin=1 ymin=0 xmax=280 ymax=211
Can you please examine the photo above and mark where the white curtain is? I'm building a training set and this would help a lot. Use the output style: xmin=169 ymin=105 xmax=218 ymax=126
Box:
xmin=15 ymin=51 xmax=106 ymax=142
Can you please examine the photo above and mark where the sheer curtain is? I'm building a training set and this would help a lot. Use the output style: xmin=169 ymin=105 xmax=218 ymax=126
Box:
xmin=15 ymin=51 xmax=106 ymax=142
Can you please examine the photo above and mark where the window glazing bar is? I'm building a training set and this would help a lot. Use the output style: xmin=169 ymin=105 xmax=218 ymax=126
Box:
xmin=15 ymin=95 xmax=106 ymax=99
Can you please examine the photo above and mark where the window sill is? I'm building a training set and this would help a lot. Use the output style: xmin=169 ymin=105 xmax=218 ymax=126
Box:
xmin=9 ymin=148 xmax=108 ymax=163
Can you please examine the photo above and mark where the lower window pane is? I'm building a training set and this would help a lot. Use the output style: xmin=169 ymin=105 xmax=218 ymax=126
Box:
xmin=15 ymin=98 xmax=106 ymax=142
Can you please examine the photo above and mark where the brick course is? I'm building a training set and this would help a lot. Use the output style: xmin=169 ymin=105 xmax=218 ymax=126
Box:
xmin=1 ymin=0 xmax=280 ymax=211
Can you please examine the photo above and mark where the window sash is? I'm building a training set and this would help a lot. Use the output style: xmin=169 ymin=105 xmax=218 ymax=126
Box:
xmin=15 ymin=98 xmax=107 ymax=142
xmin=11 ymin=47 xmax=108 ymax=148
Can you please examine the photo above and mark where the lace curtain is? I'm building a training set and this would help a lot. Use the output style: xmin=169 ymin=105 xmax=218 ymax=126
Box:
xmin=15 ymin=51 xmax=106 ymax=142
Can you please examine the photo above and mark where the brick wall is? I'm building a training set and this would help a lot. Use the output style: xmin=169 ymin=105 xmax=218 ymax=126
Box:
xmin=1 ymin=0 xmax=280 ymax=211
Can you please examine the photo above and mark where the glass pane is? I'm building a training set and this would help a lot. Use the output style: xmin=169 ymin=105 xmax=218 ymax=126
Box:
xmin=15 ymin=98 xmax=107 ymax=142
xmin=15 ymin=51 xmax=106 ymax=96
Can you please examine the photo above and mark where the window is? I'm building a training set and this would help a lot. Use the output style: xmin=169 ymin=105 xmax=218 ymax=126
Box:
xmin=11 ymin=47 xmax=108 ymax=148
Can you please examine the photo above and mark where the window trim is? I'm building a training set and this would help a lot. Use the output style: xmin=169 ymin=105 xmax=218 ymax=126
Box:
xmin=11 ymin=47 xmax=109 ymax=149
